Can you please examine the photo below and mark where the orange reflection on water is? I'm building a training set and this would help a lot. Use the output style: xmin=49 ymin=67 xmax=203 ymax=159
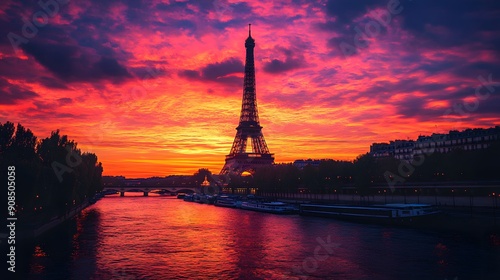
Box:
xmin=435 ymin=242 xmax=449 ymax=268
xmin=32 ymin=245 xmax=47 ymax=257
xmin=22 ymin=197 xmax=500 ymax=279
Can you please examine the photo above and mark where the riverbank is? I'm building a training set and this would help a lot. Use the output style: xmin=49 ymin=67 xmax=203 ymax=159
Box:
xmin=1 ymin=194 xmax=105 ymax=242
xmin=15 ymin=200 xmax=91 ymax=240
xmin=260 ymin=192 xmax=500 ymax=207
xmin=256 ymin=193 xmax=500 ymax=242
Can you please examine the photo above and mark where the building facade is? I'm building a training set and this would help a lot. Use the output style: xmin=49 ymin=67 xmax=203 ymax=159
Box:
xmin=369 ymin=126 xmax=500 ymax=160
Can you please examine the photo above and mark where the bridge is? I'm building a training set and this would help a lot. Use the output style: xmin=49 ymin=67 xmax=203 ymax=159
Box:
xmin=102 ymin=185 xmax=202 ymax=197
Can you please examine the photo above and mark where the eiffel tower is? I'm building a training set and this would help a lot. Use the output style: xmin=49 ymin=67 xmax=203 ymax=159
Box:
xmin=220 ymin=24 xmax=274 ymax=175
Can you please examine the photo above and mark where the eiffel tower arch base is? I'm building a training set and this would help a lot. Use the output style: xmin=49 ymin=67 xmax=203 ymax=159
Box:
xmin=220 ymin=153 xmax=274 ymax=175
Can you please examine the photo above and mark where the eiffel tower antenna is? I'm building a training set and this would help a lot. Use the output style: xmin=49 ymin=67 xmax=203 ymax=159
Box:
xmin=220 ymin=25 xmax=274 ymax=175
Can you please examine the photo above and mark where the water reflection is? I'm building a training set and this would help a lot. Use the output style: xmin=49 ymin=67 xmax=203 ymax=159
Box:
xmin=13 ymin=197 xmax=500 ymax=279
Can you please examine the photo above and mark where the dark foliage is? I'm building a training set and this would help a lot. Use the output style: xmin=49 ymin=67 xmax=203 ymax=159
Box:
xmin=1 ymin=121 xmax=103 ymax=221
xmin=253 ymin=143 xmax=500 ymax=193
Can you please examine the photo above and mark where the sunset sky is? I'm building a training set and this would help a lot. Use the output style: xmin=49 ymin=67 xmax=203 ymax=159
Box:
xmin=1 ymin=0 xmax=499 ymax=177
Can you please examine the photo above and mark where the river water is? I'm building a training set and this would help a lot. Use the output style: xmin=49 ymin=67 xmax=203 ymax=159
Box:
xmin=11 ymin=195 xmax=500 ymax=279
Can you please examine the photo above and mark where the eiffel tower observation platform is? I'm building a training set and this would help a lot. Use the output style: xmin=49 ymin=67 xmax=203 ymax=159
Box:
xmin=225 ymin=153 xmax=274 ymax=160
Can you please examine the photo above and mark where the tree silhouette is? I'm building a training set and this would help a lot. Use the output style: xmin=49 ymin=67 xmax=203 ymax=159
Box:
xmin=193 ymin=168 xmax=212 ymax=185
xmin=1 ymin=121 xmax=103 ymax=222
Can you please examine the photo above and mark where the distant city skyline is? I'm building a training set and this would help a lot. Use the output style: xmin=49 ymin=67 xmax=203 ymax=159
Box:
xmin=1 ymin=1 xmax=499 ymax=177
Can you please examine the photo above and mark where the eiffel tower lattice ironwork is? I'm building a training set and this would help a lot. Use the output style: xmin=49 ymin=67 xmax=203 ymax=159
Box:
xmin=220 ymin=24 xmax=274 ymax=175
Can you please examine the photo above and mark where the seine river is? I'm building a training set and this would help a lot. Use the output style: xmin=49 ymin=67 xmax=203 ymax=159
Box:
xmin=12 ymin=195 xmax=500 ymax=279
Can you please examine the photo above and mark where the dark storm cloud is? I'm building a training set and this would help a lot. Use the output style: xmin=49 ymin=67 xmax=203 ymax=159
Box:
xmin=381 ymin=76 xmax=500 ymax=121
xmin=0 ymin=0 xmax=135 ymax=85
xmin=179 ymin=57 xmax=244 ymax=85
xmin=451 ymin=62 xmax=500 ymax=80
xmin=33 ymin=97 xmax=73 ymax=111
xmin=21 ymin=41 xmax=132 ymax=83
xmin=130 ymin=66 xmax=168 ymax=80
xmin=400 ymin=0 xmax=500 ymax=50
xmin=21 ymin=42 xmax=79 ymax=80
xmin=392 ymin=96 xmax=434 ymax=120
xmin=263 ymin=57 xmax=304 ymax=74
xmin=0 ymin=56 xmax=43 ymax=80
xmin=0 ymin=78 xmax=39 ymax=105
xmin=172 ymin=19 xmax=197 ymax=33
xmin=154 ymin=0 xmax=253 ymax=32
xmin=93 ymin=57 xmax=131 ymax=79
xmin=201 ymin=57 xmax=243 ymax=80
xmin=393 ymin=93 xmax=500 ymax=122
xmin=355 ymin=78 xmax=450 ymax=103
xmin=321 ymin=0 xmax=500 ymax=62
xmin=263 ymin=47 xmax=306 ymax=74
xmin=416 ymin=60 xmax=500 ymax=82
xmin=320 ymin=0 xmax=390 ymax=56
xmin=310 ymin=67 xmax=340 ymax=87
xmin=57 ymin=97 xmax=73 ymax=105
xmin=476 ymin=95 xmax=500 ymax=115
xmin=325 ymin=0 xmax=385 ymax=25
xmin=178 ymin=70 xmax=201 ymax=80
xmin=0 ymin=1 xmax=74 ymax=52
xmin=39 ymin=77 xmax=69 ymax=89
xmin=416 ymin=61 xmax=460 ymax=75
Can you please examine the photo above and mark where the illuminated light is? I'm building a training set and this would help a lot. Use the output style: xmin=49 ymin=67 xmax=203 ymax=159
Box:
xmin=241 ymin=171 xmax=252 ymax=177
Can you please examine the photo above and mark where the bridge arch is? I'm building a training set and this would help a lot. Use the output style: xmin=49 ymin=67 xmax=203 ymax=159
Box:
xmin=174 ymin=188 xmax=196 ymax=194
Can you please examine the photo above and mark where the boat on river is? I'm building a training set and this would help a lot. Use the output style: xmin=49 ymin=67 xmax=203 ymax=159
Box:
xmin=214 ymin=195 xmax=240 ymax=208
xmin=240 ymin=201 xmax=298 ymax=214
xmin=299 ymin=203 xmax=440 ymax=225
xmin=176 ymin=193 xmax=186 ymax=199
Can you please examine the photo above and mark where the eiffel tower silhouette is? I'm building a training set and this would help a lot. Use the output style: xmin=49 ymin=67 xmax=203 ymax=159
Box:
xmin=220 ymin=24 xmax=274 ymax=175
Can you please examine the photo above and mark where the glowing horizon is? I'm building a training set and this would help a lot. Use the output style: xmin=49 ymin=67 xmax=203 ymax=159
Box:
xmin=1 ymin=0 xmax=499 ymax=178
